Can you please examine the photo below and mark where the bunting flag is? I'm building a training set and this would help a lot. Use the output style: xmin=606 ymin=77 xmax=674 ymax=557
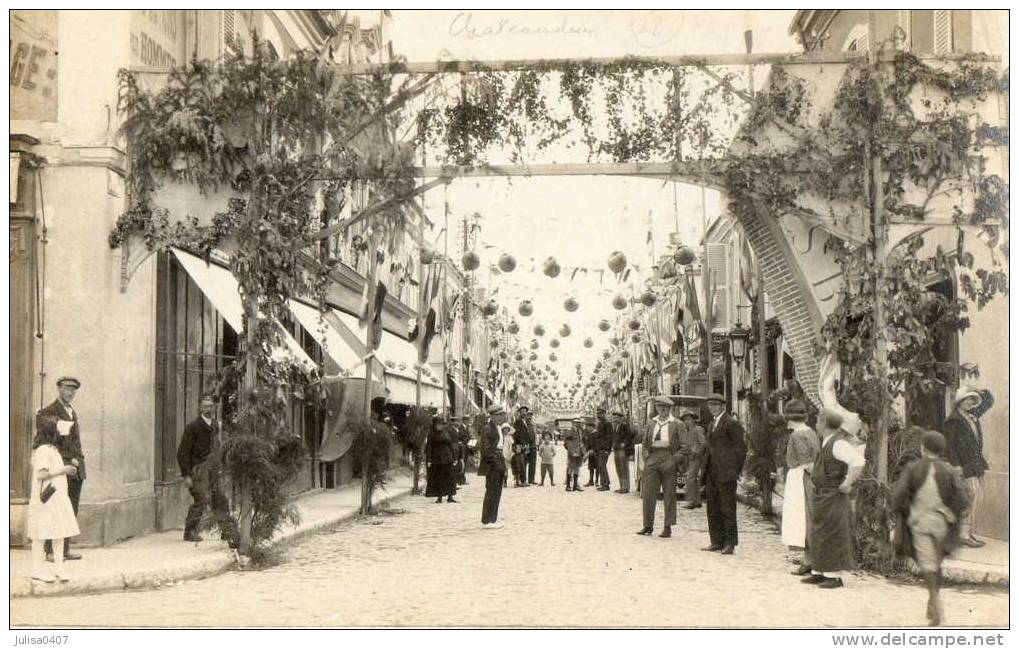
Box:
xmin=358 ymin=246 xmax=387 ymax=351
xmin=683 ymin=271 xmax=703 ymax=364
xmin=738 ymin=229 xmax=760 ymax=303
xmin=411 ymin=262 xmax=443 ymax=364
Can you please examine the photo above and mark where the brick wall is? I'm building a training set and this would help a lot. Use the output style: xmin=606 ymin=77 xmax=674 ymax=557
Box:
xmin=733 ymin=201 xmax=825 ymax=406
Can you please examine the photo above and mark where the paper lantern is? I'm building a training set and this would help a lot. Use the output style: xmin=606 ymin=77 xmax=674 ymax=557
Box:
xmin=631 ymin=333 xmax=642 ymax=343
xmin=559 ymin=324 xmax=571 ymax=337
xmin=608 ymin=251 xmax=627 ymax=274
xmin=549 ymin=353 xmax=557 ymax=362
xmin=462 ymin=251 xmax=480 ymax=271
xmin=498 ymin=253 xmax=517 ymax=272
xmin=598 ymin=319 xmax=611 ymax=332
xmin=564 ymin=297 xmax=579 ymax=312
xmin=628 ymin=318 xmax=641 ymax=330
xmin=490 ymin=339 xmax=499 ymax=348
xmin=543 ymin=257 xmax=561 ymax=278
xmin=533 ymin=324 xmax=545 ymax=336
xmin=583 ymin=338 xmax=593 ymax=348
xmin=530 ymin=340 xmax=539 ymax=350
xmin=518 ymin=300 xmax=534 ymax=317
xmin=640 ymin=291 xmax=657 ymax=307
xmin=482 ymin=300 xmax=499 ymax=317
xmin=529 ymin=352 xmax=538 ymax=361
xmin=550 ymin=338 xmax=560 ymax=348
xmin=612 ymin=294 xmax=628 ymax=310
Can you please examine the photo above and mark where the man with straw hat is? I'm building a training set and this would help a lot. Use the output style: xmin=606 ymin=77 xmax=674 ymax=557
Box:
xmin=636 ymin=396 xmax=683 ymax=538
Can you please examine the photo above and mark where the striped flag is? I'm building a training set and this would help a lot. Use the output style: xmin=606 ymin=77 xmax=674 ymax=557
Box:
xmin=411 ymin=263 xmax=443 ymax=364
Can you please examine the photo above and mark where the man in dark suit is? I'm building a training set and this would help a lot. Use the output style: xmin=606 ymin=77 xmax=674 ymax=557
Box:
xmin=513 ymin=406 xmax=538 ymax=486
xmin=637 ymin=397 xmax=685 ymax=538
xmin=594 ymin=408 xmax=614 ymax=491
xmin=177 ymin=394 xmax=238 ymax=546
xmin=700 ymin=393 xmax=747 ymax=555
xmin=611 ymin=411 xmax=635 ymax=494
xmin=479 ymin=405 xmax=509 ymax=528
xmin=37 ymin=376 xmax=85 ymax=561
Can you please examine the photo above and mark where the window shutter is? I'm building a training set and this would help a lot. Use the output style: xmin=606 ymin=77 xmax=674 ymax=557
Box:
xmin=934 ymin=10 xmax=953 ymax=54
xmin=706 ymin=243 xmax=731 ymax=329
xmin=898 ymin=10 xmax=912 ymax=50
xmin=223 ymin=9 xmax=237 ymax=54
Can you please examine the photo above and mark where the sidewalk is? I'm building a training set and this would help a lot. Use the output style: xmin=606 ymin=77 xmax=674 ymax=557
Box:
xmin=736 ymin=480 xmax=1009 ymax=586
xmin=11 ymin=469 xmax=415 ymax=599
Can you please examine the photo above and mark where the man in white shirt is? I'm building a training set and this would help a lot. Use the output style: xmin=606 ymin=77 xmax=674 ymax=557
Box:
xmin=637 ymin=397 xmax=684 ymax=538
xmin=802 ymin=409 xmax=865 ymax=588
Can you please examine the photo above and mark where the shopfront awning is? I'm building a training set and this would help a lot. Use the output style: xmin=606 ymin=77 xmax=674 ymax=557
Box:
xmin=307 ymin=304 xmax=446 ymax=409
xmin=172 ymin=249 xmax=316 ymax=371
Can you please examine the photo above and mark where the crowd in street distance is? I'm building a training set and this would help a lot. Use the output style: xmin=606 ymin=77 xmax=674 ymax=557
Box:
xmin=25 ymin=370 xmax=995 ymax=628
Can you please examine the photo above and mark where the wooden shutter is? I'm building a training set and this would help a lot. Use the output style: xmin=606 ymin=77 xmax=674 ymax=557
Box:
xmin=706 ymin=243 xmax=731 ymax=329
xmin=934 ymin=10 xmax=953 ymax=54
xmin=223 ymin=9 xmax=237 ymax=54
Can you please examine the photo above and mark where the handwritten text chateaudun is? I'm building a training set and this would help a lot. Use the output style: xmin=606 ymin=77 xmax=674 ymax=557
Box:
xmin=449 ymin=12 xmax=596 ymax=40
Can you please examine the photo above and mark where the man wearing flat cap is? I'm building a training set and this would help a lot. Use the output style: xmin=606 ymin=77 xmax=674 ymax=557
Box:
xmin=676 ymin=407 xmax=706 ymax=509
xmin=36 ymin=376 xmax=85 ymax=561
xmin=637 ymin=396 xmax=684 ymax=538
xmin=700 ymin=393 xmax=747 ymax=555
xmin=478 ymin=404 xmax=509 ymax=528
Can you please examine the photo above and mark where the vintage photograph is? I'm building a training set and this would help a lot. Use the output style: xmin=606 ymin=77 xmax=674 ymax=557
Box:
xmin=9 ymin=7 xmax=1010 ymax=633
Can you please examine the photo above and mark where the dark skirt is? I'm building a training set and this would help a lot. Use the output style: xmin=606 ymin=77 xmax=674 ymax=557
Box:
xmin=426 ymin=462 xmax=457 ymax=498
xmin=811 ymin=487 xmax=855 ymax=572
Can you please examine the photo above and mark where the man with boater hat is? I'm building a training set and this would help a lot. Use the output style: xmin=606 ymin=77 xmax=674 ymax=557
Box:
xmin=37 ymin=376 xmax=85 ymax=561
xmin=637 ymin=396 xmax=684 ymax=538
xmin=700 ymin=393 xmax=747 ymax=555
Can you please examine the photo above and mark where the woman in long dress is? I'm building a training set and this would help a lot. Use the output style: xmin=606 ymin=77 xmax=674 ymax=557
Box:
xmin=781 ymin=400 xmax=820 ymax=575
xmin=425 ymin=417 xmax=458 ymax=503
xmin=28 ymin=418 xmax=81 ymax=582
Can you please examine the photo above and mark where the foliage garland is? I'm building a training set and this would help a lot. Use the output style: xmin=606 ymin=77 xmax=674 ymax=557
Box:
xmin=111 ymin=39 xmax=1007 ymax=570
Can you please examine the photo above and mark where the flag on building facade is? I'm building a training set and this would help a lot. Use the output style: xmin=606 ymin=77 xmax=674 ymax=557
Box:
xmin=358 ymin=246 xmax=387 ymax=351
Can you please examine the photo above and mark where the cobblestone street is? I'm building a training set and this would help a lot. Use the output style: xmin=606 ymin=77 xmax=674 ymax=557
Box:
xmin=10 ymin=456 xmax=1008 ymax=628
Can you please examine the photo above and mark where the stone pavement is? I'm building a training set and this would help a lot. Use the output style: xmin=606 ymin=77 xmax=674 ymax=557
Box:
xmin=10 ymin=454 xmax=1007 ymax=628
xmin=10 ymin=469 xmax=415 ymax=599
xmin=747 ymin=479 xmax=1009 ymax=586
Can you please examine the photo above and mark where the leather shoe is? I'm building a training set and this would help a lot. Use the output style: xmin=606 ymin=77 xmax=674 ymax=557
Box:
xmin=801 ymin=573 xmax=827 ymax=584
xmin=636 ymin=527 xmax=653 ymax=536
xmin=791 ymin=564 xmax=814 ymax=576
xmin=958 ymin=536 xmax=985 ymax=548
xmin=682 ymin=503 xmax=701 ymax=509
xmin=184 ymin=534 xmax=203 ymax=543
xmin=701 ymin=544 xmax=723 ymax=552
xmin=658 ymin=527 xmax=672 ymax=538
xmin=818 ymin=577 xmax=844 ymax=589
xmin=63 ymin=551 xmax=82 ymax=560
xmin=720 ymin=545 xmax=734 ymax=555
xmin=617 ymin=489 xmax=630 ymax=494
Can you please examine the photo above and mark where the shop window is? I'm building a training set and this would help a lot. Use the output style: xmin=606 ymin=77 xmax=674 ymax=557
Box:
xmin=154 ymin=252 xmax=234 ymax=482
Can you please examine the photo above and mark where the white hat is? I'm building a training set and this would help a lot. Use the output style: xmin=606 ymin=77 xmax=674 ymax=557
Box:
xmin=954 ymin=385 xmax=983 ymax=407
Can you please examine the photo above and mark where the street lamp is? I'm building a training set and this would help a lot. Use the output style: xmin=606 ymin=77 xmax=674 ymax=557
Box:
xmin=729 ymin=321 xmax=750 ymax=365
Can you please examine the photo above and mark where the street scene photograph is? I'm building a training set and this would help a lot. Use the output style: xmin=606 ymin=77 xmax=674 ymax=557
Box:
xmin=8 ymin=6 xmax=1011 ymax=636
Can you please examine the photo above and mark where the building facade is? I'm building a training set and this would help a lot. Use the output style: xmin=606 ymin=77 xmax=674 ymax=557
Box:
xmin=8 ymin=9 xmax=430 ymax=547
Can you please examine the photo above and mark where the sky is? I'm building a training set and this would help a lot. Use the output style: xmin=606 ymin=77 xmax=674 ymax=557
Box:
xmin=387 ymin=10 xmax=801 ymax=392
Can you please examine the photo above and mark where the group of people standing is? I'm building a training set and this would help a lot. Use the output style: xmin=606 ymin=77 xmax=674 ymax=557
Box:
xmin=779 ymin=386 xmax=994 ymax=626
xmin=637 ymin=394 xmax=745 ymax=552
xmin=423 ymin=416 xmax=470 ymax=504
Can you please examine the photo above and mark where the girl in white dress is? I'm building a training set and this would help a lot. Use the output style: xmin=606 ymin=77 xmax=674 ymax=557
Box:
xmin=28 ymin=418 xmax=81 ymax=582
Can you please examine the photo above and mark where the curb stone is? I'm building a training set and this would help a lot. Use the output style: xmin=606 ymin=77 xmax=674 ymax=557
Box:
xmin=735 ymin=485 xmax=1008 ymax=587
xmin=12 ymin=485 xmax=412 ymax=599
